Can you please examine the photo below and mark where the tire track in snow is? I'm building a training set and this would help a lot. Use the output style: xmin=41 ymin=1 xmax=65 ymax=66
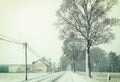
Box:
xmin=51 ymin=73 xmax=64 ymax=82
xmin=54 ymin=71 xmax=88 ymax=82
xmin=21 ymin=73 xmax=49 ymax=82
xmin=55 ymin=71 xmax=74 ymax=82
xmin=21 ymin=72 xmax=64 ymax=82
xmin=36 ymin=72 xmax=65 ymax=82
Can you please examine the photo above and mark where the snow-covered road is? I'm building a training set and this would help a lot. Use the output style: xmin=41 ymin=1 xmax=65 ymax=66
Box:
xmin=24 ymin=72 xmax=90 ymax=82
xmin=55 ymin=72 xmax=87 ymax=82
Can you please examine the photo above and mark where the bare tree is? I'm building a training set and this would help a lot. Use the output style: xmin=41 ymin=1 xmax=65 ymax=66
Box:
xmin=62 ymin=33 xmax=84 ymax=72
xmin=56 ymin=0 xmax=119 ymax=78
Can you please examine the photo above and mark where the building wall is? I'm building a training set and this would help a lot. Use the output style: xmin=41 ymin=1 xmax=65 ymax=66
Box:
xmin=32 ymin=61 xmax=47 ymax=72
xmin=0 ymin=61 xmax=47 ymax=73
xmin=9 ymin=65 xmax=20 ymax=73
xmin=9 ymin=65 xmax=32 ymax=73
xmin=0 ymin=65 xmax=32 ymax=73
xmin=0 ymin=66 xmax=9 ymax=73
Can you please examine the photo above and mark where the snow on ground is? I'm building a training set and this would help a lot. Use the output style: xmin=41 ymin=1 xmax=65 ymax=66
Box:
xmin=0 ymin=72 xmax=101 ymax=82
xmin=77 ymin=72 xmax=101 ymax=82
xmin=56 ymin=71 xmax=101 ymax=82
xmin=0 ymin=73 xmax=48 ymax=82
xmin=23 ymin=72 xmax=64 ymax=82
xmin=39 ymin=72 xmax=64 ymax=82
xmin=56 ymin=71 xmax=87 ymax=82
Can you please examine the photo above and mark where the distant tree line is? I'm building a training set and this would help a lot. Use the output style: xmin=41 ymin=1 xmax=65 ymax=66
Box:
xmin=59 ymin=46 xmax=120 ymax=72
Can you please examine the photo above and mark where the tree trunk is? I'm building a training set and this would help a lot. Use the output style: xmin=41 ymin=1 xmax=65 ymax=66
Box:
xmin=86 ymin=43 xmax=92 ymax=78
xmin=73 ymin=63 xmax=76 ymax=73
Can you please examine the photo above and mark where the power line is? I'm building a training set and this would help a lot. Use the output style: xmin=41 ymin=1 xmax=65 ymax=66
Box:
xmin=27 ymin=44 xmax=41 ymax=59
xmin=0 ymin=34 xmax=41 ymax=59
xmin=0 ymin=34 xmax=23 ymax=44
xmin=0 ymin=37 xmax=23 ymax=45
xmin=0 ymin=34 xmax=42 ymax=80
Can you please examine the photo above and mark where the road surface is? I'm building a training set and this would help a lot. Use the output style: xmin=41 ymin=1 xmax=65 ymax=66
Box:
xmin=0 ymin=72 xmax=100 ymax=82
xmin=22 ymin=71 xmax=95 ymax=82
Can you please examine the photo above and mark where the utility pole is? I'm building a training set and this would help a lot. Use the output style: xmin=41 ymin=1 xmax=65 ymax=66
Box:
xmin=0 ymin=36 xmax=28 ymax=80
xmin=23 ymin=42 xmax=28 ymax=80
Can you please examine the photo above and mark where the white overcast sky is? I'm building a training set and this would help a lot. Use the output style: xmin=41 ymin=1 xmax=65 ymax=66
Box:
xmin=0 ymin=0 xmax=120 ymax=64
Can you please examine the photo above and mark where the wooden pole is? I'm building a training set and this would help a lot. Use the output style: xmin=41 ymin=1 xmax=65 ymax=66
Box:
xmin=24 ymin=42 xmax=28 ymax=80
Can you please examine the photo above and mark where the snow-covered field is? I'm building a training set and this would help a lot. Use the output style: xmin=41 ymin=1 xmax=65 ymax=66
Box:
xmin=0 ymin=72 xmax=48 ymax=82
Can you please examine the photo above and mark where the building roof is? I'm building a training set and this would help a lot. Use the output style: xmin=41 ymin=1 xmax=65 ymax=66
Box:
xmin=32 ymin=57 xmax=51 ymax=66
